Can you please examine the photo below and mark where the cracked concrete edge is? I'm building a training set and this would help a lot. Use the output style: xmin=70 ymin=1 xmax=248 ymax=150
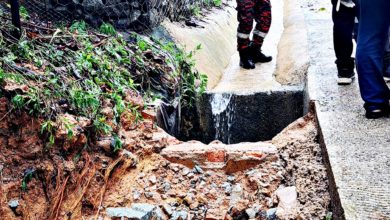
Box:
xmin=312 ymin=102 xmax=346 ymax=220
xmin=282 ymin=0 xmax=345 ymax=218
xmin=274 ymin=0 xmax=309 ymax=86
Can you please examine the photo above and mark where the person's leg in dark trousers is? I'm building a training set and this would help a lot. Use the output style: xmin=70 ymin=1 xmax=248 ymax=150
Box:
xmin=331 ymin=0 xmax=356 ymax=85
xmin=236 ymin=0 xmax=256 ymax=69
xmin=384 ymin=50 xmax=390 ymax=81
xmin=356 ymin=0 xmax=390 ymax=118
xmin=250 ymin=0 xmax=272 ymax=63
xmin=383 ymin=28 xmax=390 ymax=82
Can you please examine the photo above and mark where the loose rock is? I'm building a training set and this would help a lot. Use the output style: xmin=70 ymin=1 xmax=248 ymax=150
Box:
xmin=276 ymin=186 xmax=298 ymax=219
xmin=149 ymin=175 xmax=157 ymax=184
xmin=8 ymin=199 xmax=19 ymax=209
xmin=193 ymin=165 xmax=204 ymax=174
xmin=267 ymin=208 xmax=277 ymax=220
xmin=162 ymin=204 xmax=173 ymax=217
xmin=106 ymin=204 xmax=156 ymax=219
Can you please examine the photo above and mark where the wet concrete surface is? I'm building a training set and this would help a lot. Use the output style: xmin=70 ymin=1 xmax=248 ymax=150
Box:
xmin=197 ymin=90 xmax=304 ymax=144
xmin=212 ymin=0 xmax=284 ymax=94
xmin=163 ymin=2 xmax=238 ymax=90
xmin=302 ymin=0 xmax=390 ymax=219
xmin=186 ymin=0 xmax=307 ymax=144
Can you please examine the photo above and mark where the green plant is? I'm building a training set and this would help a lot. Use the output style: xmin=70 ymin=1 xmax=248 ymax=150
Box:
xmin=62 ymin=118 xmax=75 ymax=139
xmin=191 ymin=4 xmax=201 ymax=17
xmin=3 ymin=52 xmax=17 ymax=63
xmin=70 ymin=21 xmax=88 ymax=34
xmin=25 ymin=90 xmax=42 ymax=115
xmin=0 ymin=15 xmax=207 ymax=149
xmin=99 ymin=23 xmax=117 ymax=36
xmin=21 ymin=169 xmax=35 ymax=191
xmin=198 ymin=73 xmax=208 ymax=94
xmin=176 ymin=44 xmax=207 ymax=108
xmin=69 ymin=85 xmax=101 ymax=117
xmin=112 ymin=135 xmax=123 ymax=153
xmin=204 ymin=0 xmax=212 ymax=7
xmin=41 ymin=120 xmax=56 ymax=145
xmin=203 ymin=0 xmax=222 ymax=8
xmin=213 ymin=0 xmax=223 ymax=7
xmin=0 ymin=68 xmax=4 ymax=84
xmin=19 ymin=6 xmax=30 ymax=20
xmin=137 ymin=39 xmax=150 ymax=52
xmin=94 ymin=116 xmax=113 ymax=135
xmin=111 ymin=92 xmax=126 ymax=122
xmin=12 ymin=41 xmax=34 ymax=61
xmin=11 ymin=94 xmax=25 ymax=109
xmin=129 ymin=104 xmax=143 ymax=124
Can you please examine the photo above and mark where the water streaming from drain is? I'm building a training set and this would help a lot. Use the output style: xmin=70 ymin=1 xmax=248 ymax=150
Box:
xmin=210 ymin=93 xmax=234 ymax=143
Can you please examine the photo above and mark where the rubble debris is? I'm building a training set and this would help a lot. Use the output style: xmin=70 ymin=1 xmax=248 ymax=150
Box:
xmin=106 ymin=204 xmax=157 ymax=219
xmin=275 ymin=186 xmax=298 ymax=219
xmin=7 ymin=199 xmax=19 ymax=209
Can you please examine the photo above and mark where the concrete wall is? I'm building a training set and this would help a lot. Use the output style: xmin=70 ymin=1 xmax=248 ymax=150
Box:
xmin=163 ymin=2 xmax=238 ymax=89
xmin=274 ymin=0 xmax=309 ymax=85
xmin=196 ymin=89 xmax=304 ymax=144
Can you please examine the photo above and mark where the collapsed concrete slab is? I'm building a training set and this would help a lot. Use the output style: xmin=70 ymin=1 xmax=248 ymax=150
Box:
xmin=161 ymin=141 xmax=278 ymax=173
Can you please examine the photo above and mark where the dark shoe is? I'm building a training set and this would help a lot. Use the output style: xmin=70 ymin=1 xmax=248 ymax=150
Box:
xmin=239 ymin=47 xmax=255 ymax=69
xmin=336 ymin=58 xmax=355 ymax=85
xmin=250 ymin=43 xmax=272 ymax=63
xmin=364 ymin=103 xmax=390 ymax=119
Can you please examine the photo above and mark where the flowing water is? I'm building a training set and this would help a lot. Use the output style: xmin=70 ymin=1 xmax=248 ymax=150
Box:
xmin=211 ymin=93 xmax=234 ymax=143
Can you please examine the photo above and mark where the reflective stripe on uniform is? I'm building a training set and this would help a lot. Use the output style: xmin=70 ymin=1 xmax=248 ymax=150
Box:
xmin=253 ymin=30 xmax=267 ymax=38
xmin=237 ymin=32 xmax=250 ymax=39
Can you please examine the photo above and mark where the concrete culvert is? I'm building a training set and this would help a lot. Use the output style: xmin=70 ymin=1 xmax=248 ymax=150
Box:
xmin=159 ymin=0 xmax=308 ymax=144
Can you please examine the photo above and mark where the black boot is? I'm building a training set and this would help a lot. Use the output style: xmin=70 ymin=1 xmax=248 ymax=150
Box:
xmin=364 ymin=103 xmax=390 ymax=119
xmin=239 ymin=47 xmax=255 ymax=69
xmin=250 ymin=44 xmax=272 ymax=63
xmin=336 ymin=58 xmax=355 ymax=85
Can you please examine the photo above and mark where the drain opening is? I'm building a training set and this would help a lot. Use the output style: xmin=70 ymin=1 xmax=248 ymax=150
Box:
xmin=154 ymin=83 xmax=337 ymax=218
xmin=158 ymin=88 xmax=305 ymax=144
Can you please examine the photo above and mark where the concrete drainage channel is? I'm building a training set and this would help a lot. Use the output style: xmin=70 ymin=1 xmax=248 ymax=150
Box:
xmin=194 ymin=88 xmax=305 ymax=144
xmin=144 ymin=0 xmax=343 ymax=219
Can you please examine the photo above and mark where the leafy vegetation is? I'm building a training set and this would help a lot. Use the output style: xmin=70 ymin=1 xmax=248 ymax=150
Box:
xmin=99 ymin=23 xmax=117 ymax=36
xmin=112 ymin=135 xmax=123 ymax=153
xmin=0 ymin=16 xmax=207 ymax=151
xmin=69 ymin=21 xmax=88 ymax=34
xmin=206 ymin=0 xmax=223 ymax=7
xmin=191 ymin=0 xmax=224 ymax=17
xmin=19 ymin=6 xmax=29 ymax=20
xmin=21 ymin=168 xmax=36 ymax=191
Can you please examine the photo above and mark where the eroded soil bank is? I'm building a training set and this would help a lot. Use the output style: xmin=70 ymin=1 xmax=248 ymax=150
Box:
xmin=1 ymin=101 xmax=331 ymax=219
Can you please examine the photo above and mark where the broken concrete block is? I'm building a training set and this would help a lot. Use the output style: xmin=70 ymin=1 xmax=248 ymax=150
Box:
xmin=276 ymin=186 xmax=298 ymax=219
xmin=106 ymin=204 xmax=156 ymax=220
xmin=161 ymin=141 xmax=277 ymax=173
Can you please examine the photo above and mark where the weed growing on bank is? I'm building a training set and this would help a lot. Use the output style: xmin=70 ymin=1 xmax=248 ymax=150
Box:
xmin=0 ymin=16 xmax=207 ymax=151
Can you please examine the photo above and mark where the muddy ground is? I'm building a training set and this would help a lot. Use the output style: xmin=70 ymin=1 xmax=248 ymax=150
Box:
xmin=0 ymin=95 xmax=331 ymax=220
